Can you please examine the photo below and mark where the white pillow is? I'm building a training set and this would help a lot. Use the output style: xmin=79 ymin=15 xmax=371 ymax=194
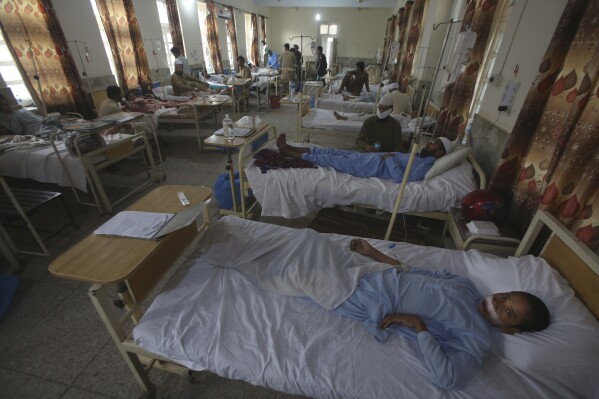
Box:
xmin=424 ymin=147 xmax=470 ymax=180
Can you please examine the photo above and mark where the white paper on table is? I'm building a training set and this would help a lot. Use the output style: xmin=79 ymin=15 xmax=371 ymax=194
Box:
xmin=466 ymin=220 xmax=500 ymax=236
xmin=94 ymin=211 xmax=174 ymax=239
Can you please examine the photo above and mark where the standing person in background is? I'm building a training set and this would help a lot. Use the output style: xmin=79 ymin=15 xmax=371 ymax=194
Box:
xmin=266 ymin=49 xmax=279 ymax=70
xmin=316 ymin=46 xmax=328 ymax=86
xmin=170 ymin=46 xmax=190 ymax=75
xmin=280 ymin=43 xmax=297 ymax=88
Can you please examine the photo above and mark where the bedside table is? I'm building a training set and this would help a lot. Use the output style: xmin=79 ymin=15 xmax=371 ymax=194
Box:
xmin=447 ymin=206 xmax=521 ymax=257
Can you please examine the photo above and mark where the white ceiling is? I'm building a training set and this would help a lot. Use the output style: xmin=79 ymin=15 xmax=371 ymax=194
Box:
xmin=254 ymin=0 xmax=397 ymax=8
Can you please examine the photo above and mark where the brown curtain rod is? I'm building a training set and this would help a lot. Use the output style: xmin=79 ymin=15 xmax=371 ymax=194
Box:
xmin=204 ymin=0 xmax=269 ymax=19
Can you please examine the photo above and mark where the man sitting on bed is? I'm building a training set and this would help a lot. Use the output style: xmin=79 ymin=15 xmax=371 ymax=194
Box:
xmin=337 ymin=61 xmax=370 ymax=96
xmin=337 ymin=238 xmax=550 ymax=389
xmin=277 ymin=133 xmax=456 ymax=183
xmin=354 ymin=93 xmax=403 ymax=152
xmin=0 ymin=93 xmax=54 ymax=136
xmin=171 ymin=60 xmax=210 ymax=96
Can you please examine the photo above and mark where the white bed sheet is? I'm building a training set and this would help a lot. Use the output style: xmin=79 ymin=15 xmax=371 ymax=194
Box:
xmin=317 ymin=93 xmax=376 ymax=113
xmin=0 ymin=141 xmax=87 ymax=191
xmin=302 ymin=109 xmax=415 ymax=138
xmin=133 ymin=217 xmax=598 ymax=399
xmin=245 ymin=147 xmax=477 ymax=218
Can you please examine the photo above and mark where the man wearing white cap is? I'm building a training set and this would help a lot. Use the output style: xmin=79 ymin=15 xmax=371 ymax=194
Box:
xmin=355 ymin=92 xmax=403 ymax=152
xmin=171 ymin=60 xmax=209 ymax=96
xmin=277 ymin=133 xmax=456 ymax=184
xmin=386 ymin=83 xmax=412 ymax=115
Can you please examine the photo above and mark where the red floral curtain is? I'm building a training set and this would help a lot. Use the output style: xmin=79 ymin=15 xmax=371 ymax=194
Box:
xmin=392 ymin=6 xmax=409 ymax=81
xmin=166 ymin=0 xmax=184 ymax=56
xmin=0 ymin=0 xmax=95 ymax=118
xmin=434 ymin=0 xmax=498 ymax=140
xmin=225 ymin=6 xmax=238 ymax=63
xmin=205 ymin=1 xmax=223 ymax=74
xmin=489 ymin=0 xmax=599 ymax=248
xmin=398 ymin=0 xmax=425 ymax=91
xmin=95 ymin=0 xmax=151 ymax=93
xmin=260 ymin=15 xmax=266 ymax=43
xmin=251 ymin=13 xmax=259 ymax=69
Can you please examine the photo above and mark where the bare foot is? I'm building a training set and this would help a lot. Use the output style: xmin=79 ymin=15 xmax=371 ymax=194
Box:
xmin=333 ymin=111 xmax=348 ymax=121
xmin=279 ymin=143 xmax=301 ymax=159
xmin=276 ymin=133 xmax=287 ymax=149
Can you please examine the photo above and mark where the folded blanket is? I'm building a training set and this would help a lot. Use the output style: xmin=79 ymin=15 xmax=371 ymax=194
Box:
xmin=253 ymin=148 xmax=317 ymax=173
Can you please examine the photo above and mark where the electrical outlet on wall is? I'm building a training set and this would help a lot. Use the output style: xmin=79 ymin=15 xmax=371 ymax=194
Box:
xmin=499 ymin=80 xmax=521 ymax=113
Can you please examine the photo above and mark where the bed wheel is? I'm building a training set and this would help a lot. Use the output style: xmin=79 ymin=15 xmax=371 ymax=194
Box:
xmin=138 ymin=384 xmax=156 ymax=399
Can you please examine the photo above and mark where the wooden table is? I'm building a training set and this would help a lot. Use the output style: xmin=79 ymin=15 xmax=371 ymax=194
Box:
xmin=49 ymin=185 xmax=212 ymax=397
xmin=204 ymin=124 xmax=277 ymax=218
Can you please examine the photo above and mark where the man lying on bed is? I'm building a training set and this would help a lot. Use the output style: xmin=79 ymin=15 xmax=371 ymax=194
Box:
xmin=338 ymin=238 xmax=550 ymax=389
xmin=202 ymin=223 xmax=551 ymax=390
xmin=277 ymin=133 xmax=456 ymax=183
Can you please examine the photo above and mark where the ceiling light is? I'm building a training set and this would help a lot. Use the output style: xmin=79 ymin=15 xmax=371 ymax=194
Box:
xmin=315 ymin=13 xmax=321 ymax=21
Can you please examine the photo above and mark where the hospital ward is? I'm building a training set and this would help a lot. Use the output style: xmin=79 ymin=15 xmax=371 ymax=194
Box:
xmin=1 ymin=0 xmax=599 ymax=398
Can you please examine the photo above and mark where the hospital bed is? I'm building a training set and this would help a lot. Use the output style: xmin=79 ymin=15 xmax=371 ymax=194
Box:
xmin=71 ymin=210 xmax=599 ymax=398
xmin=0 ymin=127 xmax=162 ymax=214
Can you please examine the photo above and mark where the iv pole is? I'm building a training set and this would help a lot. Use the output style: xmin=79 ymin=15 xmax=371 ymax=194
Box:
xmin=384 ymin=18 xmax=463 ymax=241
xmin=144 ymin=38 xmax=166 ymax=100
xmin=288 ymin=34 xmax=314 ymax=91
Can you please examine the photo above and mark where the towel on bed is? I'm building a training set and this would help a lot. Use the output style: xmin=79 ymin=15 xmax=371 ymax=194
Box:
xmin=253 ymin=148 xmax=317 ymax=174
xmin=198 ymin=218 xmax=401 ymax=309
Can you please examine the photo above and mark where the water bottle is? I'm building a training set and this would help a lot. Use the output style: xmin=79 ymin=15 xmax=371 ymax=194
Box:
xmin=463 ymin=118 xmax=473 ymax=147
xmin=223 ymin=114 xmax=234 ymax=141
xmin=310 ymin=95 xmax=316 ymax=108
xmin=374 ymin=141 xmax=382 ymax=151
xmin=289 ymin=81 xmax=295 ymax=101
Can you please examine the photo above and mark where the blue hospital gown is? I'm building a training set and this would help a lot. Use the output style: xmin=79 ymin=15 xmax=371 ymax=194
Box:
xmin=301 ymin=148 xmax=435 ymax=183
xmin=332 ymin=267 xmax=492 ymax=390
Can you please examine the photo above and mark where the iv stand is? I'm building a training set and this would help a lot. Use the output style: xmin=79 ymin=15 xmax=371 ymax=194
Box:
xmin=288 ymin=34 xmax=314 ymax=91
xmin=384 ymin=18 xmax=463 ymax=241
xmin=67 ymin=40 xmax=92 ymax=95
xmin=144 ymin=38 xmax=165 ymax=99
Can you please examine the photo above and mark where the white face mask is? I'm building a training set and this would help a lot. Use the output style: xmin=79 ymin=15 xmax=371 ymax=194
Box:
xmin=484 ymin=295 xmax=501 ymax=324
xmin=377 ymin=108 xmax=392 ymax=119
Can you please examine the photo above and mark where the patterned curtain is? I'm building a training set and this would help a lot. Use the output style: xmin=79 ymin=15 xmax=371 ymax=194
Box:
xmin=489 ymin=0 xmax=599 ymax=248
xmin=205 ymin=1 xmax=223 ymax=74
xmin=433 ymin=0 xmax=498 ymax=140
xmin=166 ymin=0 xmax=184 ymax=56
xmin=251 ymin=13 xmax=259 ymax=69
xmin=96 ymin=0 xmax=151 ymax=93
xmin=393 ymin=6 xmax=409 ymax=81
xmin=0 ymin=0 xmax=95 ymax=117
xmin=398 ymin=0 xmax=425 ymax=91
xmin=260 ymin=15 xmax=266 ymax=43
xmin=225 ymin=6 xmax=238 ymax=63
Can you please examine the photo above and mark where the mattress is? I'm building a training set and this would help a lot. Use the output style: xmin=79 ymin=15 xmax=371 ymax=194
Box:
xmin=302 ymin=109 xmax=415 ymax=139
xmin=244 ymin=144 xmax=477 ymax=218
xmin=133 ymin=217 xmax=599 ymax=399
xmin=317 ymin=93 xmax=376 ymax=113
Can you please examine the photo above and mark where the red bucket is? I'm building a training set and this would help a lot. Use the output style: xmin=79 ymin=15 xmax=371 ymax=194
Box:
xmin=270 ymin=95 xmax=281 ymax=108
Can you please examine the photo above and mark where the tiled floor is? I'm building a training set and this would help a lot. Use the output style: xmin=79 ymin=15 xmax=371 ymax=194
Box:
xmin=0 ymin=101 xmax=361 ymax=398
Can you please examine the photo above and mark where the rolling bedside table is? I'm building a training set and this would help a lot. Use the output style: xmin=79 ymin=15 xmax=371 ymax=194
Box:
xmin=447 ymin=205 xmax=522 ymax=257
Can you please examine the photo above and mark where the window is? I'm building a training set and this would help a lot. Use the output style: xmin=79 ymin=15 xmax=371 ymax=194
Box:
xmin=197 ymin=1 xmax=214 ymax=73
xmin=156 ymin=0 xmax=175 ymax=72
xmin=90 ymin=0 xmax=119 ymax=82
xmin=226 ymin=31 xmax=233 ymax=66
xmin=319 ymin=24 xmax=338 ymax=36
xmin=0 ymin=36 xmax=32 ymax=105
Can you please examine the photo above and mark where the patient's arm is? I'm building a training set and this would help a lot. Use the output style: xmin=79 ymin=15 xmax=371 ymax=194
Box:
xmin=379 ymin=312 xmax=480 ymax=390
xmin=350 ymin=238 xmax=401 ymax=266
